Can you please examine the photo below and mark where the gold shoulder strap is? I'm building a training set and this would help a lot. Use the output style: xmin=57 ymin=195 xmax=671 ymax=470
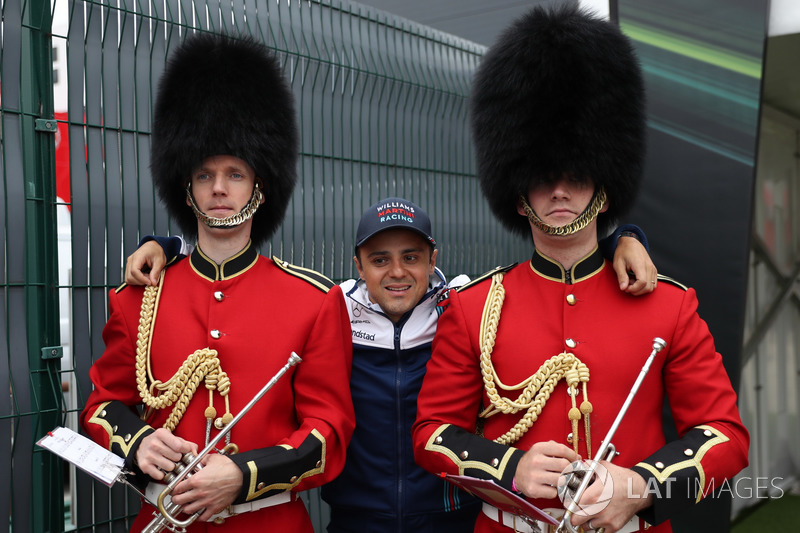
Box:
xmin=272 ymin=256 xmax=334 ymax=292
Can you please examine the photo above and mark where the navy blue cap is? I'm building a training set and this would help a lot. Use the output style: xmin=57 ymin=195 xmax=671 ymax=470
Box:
xmin=355 ymin=197 xmax=436 ymax=249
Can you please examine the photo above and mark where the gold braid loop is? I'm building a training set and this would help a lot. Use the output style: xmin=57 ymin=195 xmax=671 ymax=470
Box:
xmin=478 ymin=272 xmax=593 ymax=447
xmin=160 ymin=354 xmax=220 ymax=431
xmin=135 ymin=273 xmax=233 ymax=433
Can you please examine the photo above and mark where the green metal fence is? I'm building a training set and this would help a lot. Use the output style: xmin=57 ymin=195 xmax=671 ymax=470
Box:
xmin=1 ymin=0 xmax=529 ymax=530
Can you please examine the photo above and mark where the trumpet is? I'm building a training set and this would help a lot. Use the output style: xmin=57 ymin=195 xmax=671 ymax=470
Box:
xmin=142 ymin=352 xmax=302 ymax=533
xmin=555 ymin=338 xmax=666 ymax=533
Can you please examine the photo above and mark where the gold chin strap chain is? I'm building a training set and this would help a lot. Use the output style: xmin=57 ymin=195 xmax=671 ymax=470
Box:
xmin=186 ymin=182 xmax=263 ymax=228
xmin=478 ymin=272 xmax=593 ymax=456
xmin=135 ymin=272 xmax=236 ymax=450
xmin=519 ymin=187 xmax=607 ymax=237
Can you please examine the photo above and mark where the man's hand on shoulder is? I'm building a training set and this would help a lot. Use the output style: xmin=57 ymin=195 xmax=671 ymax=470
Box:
xmin=613 ymin=236 xmax=657 ymax=296
xmin=125 ymin=240 xmax=167 ymax=286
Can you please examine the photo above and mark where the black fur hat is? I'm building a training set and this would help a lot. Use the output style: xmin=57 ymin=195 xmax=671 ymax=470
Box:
xmin=471 ymin=4 xmax=646 ymax=236
xmin=151 ymin=33 xmax=298 ymax=246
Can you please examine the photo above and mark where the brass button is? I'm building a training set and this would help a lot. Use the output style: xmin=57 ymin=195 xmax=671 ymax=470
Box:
xmin=460 ymin=451 xmax=469 ymax=460
xmin=567 ymin=432 xmax=574 ymax=443
xmin=100 ymin=410 xmax=107 ymax=417
xmin=213 ymin=517 xmax=226 ymax=525
xmin=434 ymin=436 xmax=443 ymax=445
xmin=211 ymin=329 xmax=221 ymax=339
xmin=315 ymin=461 xmax=322 ymax=468
xmin=703 ymin=429 xmax=713 ymax=437
xmin=290 ymin=476 xmax=298 ymax=483
xmin=257 ymin=482 xmax=265 ymax=490
xmin=112 ymin=425 xmax=118 ymax=433
xmin=655 ymin=461 xmax=664 ymax=469
xmin=684 ymin=448 xmax=694 ymax=457
xmin=565 ymin=338 xmax=577 ymax=349
xmin=491 ymin=458 xmax=499 ymax=467
xmin=566 ymin=294 xmax=577 ymax=305
xmin=124 ymin=433 xmax=131 ymax=442
xmin=214 ymin=291 xmax=224 ymax=301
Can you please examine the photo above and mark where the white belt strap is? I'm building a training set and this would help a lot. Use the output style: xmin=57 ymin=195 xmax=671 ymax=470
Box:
xmin=145 ymin=482 xmax=293 ymax=522
xmin=482 ymin=503 xmax=645 ymax=533
xmin=482 ymin=502 xmax=541 ymax=533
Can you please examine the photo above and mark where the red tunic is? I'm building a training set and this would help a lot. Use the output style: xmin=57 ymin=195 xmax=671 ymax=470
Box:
xmin=81 ymin=243 xmax=355 ymax=531
xmin=412 ymin=247 xmax=748 ymax=532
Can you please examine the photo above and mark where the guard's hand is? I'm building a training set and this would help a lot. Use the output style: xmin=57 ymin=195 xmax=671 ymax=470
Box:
xmin=171 ymin=453 xmax=243 ymax=521
xmin=135 ymin=428 xmax=197 ymax=481
xmin=612 ymin=236 xmax=657 ymax=296
xmin=568 ymin=461 xmax=652 ymax=533
xmin=125 ymin=240 xmax=167 ymax=286
xmin=513 ymin=441 xmax=579 ymax=500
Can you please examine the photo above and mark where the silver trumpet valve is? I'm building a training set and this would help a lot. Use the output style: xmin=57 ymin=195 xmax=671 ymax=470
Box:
xmin=141 ymin=452 xmax=200 ymax=533
xmin=556 ymin=338 xmax=666 ymax=533
xmin=142 ymin=352 xmax=302 ymax=533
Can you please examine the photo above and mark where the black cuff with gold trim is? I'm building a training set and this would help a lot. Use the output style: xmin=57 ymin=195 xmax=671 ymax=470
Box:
xmin=230 ymin=429 xmax=326 ymax=504
xmin=86 ymin=401 xmax=155 ymax=489
xmin=426 ymin=424 xmax=524 ymax=491
xmin=87 ymin=401 xmax=154 ymax=460
xmin=631 ymin=426 xmax=729 ymax=525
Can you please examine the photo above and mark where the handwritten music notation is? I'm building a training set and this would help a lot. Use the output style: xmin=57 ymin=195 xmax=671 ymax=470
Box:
xmin=37 ymin=427 xmax=125 ymax=486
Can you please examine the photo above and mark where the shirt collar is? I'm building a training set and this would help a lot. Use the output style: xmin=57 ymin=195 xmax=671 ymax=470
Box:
xmin=190 ymin=241 xmax=259 ymax=281
xmin=529 ymin=246 xmax=605 ymax=284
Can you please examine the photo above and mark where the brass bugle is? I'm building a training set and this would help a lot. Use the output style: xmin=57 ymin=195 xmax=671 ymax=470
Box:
xmin=142 ymin=351 xmax=302 ymax=533
xmin=556 ymin=338 xmax=666 ymax=533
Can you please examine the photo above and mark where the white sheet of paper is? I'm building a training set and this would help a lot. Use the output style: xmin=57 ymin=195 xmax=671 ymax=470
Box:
xmin=37 ymin=426 xmax=125 ymax=486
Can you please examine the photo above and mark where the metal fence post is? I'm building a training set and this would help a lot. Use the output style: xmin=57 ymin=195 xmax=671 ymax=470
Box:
xmin=21 ymin=0 xmax=63 ymax=530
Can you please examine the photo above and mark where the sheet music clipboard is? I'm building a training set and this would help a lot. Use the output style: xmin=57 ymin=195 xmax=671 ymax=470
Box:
xmin=37 ymin=427 xmax=125 ymax=487
xmin=441 ymin=473 xmax=559 ymax=526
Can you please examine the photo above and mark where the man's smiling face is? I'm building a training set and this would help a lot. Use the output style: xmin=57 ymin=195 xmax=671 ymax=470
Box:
xmin=354 ymin=228 xmax=438 ymax=323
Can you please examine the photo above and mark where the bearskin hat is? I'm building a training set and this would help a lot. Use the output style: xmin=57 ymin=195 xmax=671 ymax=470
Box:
xmin=471 ymin=4 xmax=646 ymax=236
xmin=151 ymin=33 xmax=298 ymax=246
